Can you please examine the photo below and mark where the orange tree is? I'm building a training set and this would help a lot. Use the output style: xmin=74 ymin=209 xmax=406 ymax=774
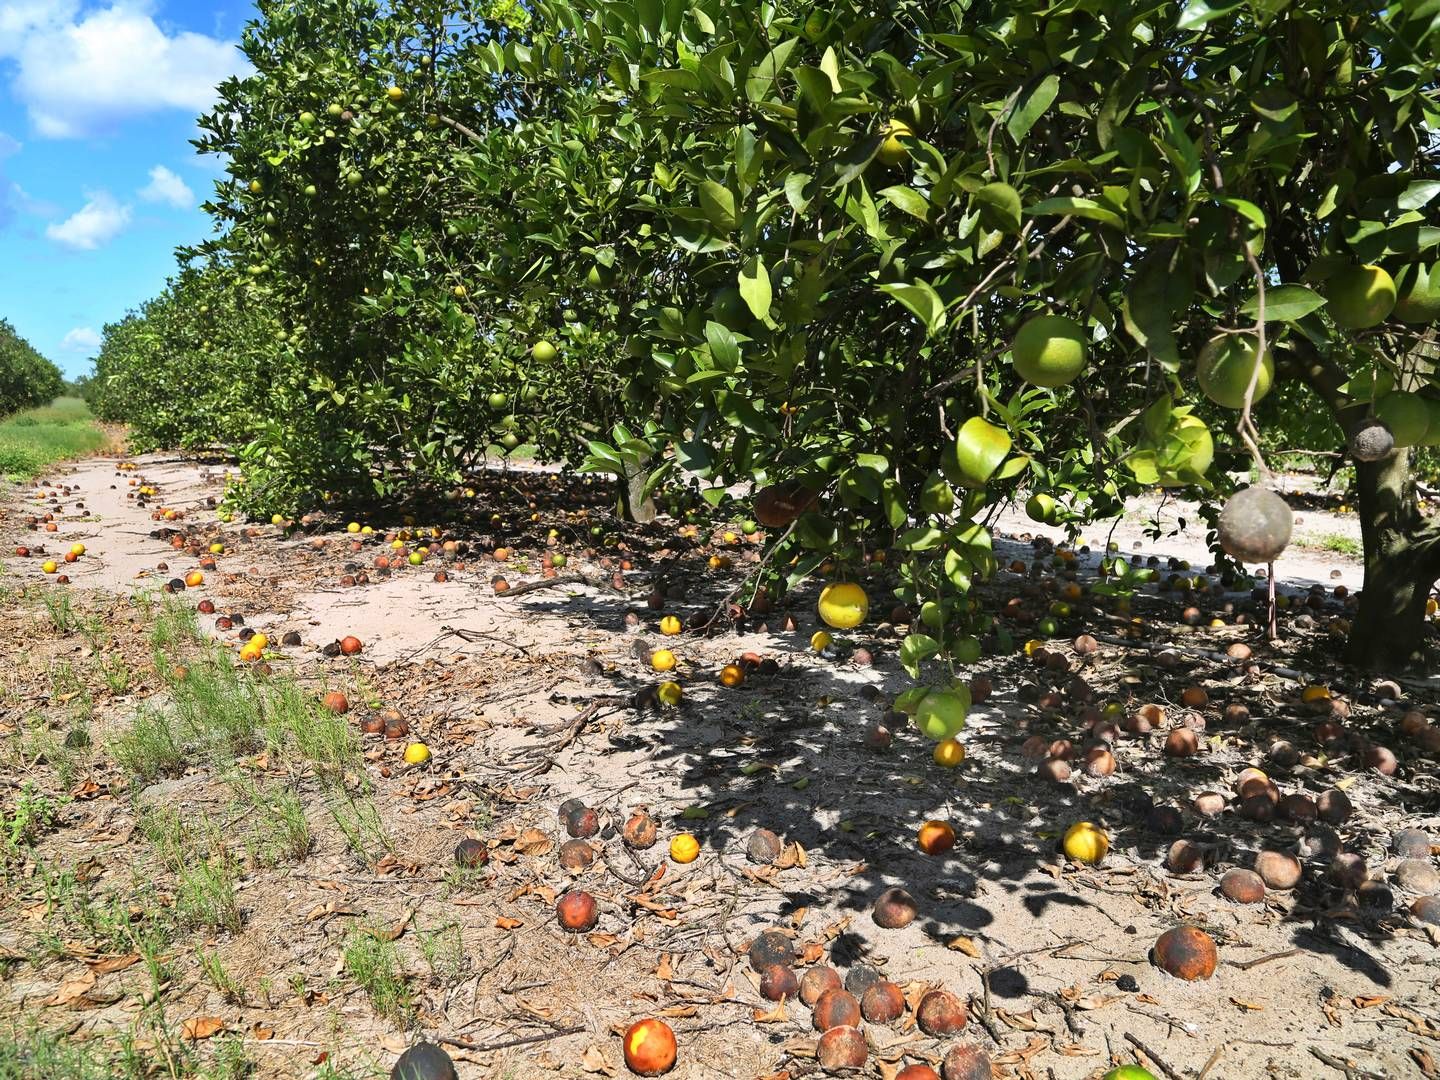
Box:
xmin=101 ymin=0 xmax=1440 ymax=672
xmin=89 ymin=263 xmax=281 ymax=452
xmin=522 ymin=0 xmax=1440 ymax=673
xmin=0 ymin=319 xmax=63 ymax=415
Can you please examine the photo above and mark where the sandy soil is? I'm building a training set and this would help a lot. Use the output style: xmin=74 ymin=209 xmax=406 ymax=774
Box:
xmin=1 ymin=453 xmax=1437 ymax=1080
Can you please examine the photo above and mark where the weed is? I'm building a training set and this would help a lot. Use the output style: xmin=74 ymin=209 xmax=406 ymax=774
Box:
xmin=151 ymin=595 xmax=202 ymax=654
xmin=112 ymin=708 xmax=184 ymax=782
xmin=197 ymin=946 xmax=246 ymax=1004
xmin=342 ymin=926 xmax=411 ymax=1024
xmin=0 ymin=397 xmax=110 ymax=482
xmin=198 ymin=1038 xmax=253 ymax=1079
xmin=417 ymin=922 xmax=468 ymax=986
xmin=229 ymin=775 xmax=311 ymax=864
xmin=41 ymin=590 xmax=76 ymax=634
xmin=100 ymin=654 xmax=133 ymax=694
xmin=261 ymin=680 xmax=361 ymax=780
xmin=1310 ymin=532 xmax=1361 ymax=556
xmin=176 ymin=858 xmax=242 ymax=933
xmin=0 ymin=783 xmax=59 ymax=862
xmin=325 ymin=790 xmax=391 ymax=866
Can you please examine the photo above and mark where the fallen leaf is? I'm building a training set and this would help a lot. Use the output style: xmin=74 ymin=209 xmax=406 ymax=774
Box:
xmin=658 ymin=1005 xmax=697 ymax=1019
xmin=515 ymin=828 xmax=554 ymax=856
xmin=656 ymin=954 xmax=673 ymax=982
xmin=250 ymin=1023 xmax=274 ymax=1041
xmin=43 ymin=971 xmax=96 ymax=1007
xmin=947 ymin=936 xmax=980 ymax=958
xmin=88 ymin=953 xmax=141 ymax=975
xmin=753 ymin=1001 xmax=788 ymax=1023
xmin=1230 ymin=997 xmax=1265 ymax=1012
xmin=182 ymin=1016 xmax=225 ymax=1041
xmin=369 ymin=906 xmax=416 ymax=942
xmin=580 ymin=1045 xmax=615 ymax=1076
xmin=1353 ymin=995 xmax=1389 ymax=1009
xmin=495 ymin=916 xmax=523 ymax=930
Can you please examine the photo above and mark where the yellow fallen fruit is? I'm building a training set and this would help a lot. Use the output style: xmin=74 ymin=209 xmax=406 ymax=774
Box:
xmin=658 ymin=681 xmax=683 ymax=707
xmin=42 ymin=560 xmax=58 ymax=574
xmin=810 ymin=630 xmax=833 ymax=652
xmin=1301 ymin=685 xmax=1331 ymax=703
xmin=933 ymin=738 xmax=966 ymax=768
xmin=69 ymin=543 xmax=86 ymax=557
xmin=1062 ymin=821 xmax=1109 ymax=865
xmin=403 ymin=742 xmax=432 ymax=765
xmin=669 ymin=833 xmax=700 ymax=863
xmin=650 ymin=649 xmax=677 ymax=672
xmin=659 ymin=615 xmax=682 ymax=636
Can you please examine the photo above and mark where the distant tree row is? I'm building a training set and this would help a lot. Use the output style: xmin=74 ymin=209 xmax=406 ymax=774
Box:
xmin=0 ymin=319 xmax=63 ymax=415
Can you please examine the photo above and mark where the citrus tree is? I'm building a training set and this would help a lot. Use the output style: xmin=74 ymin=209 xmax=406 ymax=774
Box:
xmin=530 ymin=0 xmax=1440 ymax=673
xmin=97 ymin=0 xmax=1440 ymax=674
xmin=0 ymin=319 xmax=64 ymax=415
xmin=89 ymin=264 xmax=281 ymax=453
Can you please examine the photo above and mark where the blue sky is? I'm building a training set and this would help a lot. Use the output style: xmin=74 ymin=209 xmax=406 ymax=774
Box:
xmin=0 ymin=1 xmax=257 ymax=376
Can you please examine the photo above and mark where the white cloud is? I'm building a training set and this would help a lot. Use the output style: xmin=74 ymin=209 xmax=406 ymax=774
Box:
xmin=138 ymin=164 xmax=193 ymax=209
xmin=46 ymin=191 xmax=131 ymax=250
xmin=0 ymin=3 xmax=249 ymax=138
xmin=60 ymin=326 xmax=101 ymax=352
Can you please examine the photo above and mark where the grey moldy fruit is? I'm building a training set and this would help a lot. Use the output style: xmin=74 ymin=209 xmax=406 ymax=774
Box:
xmin=390 ymin=1042 xmax=458 ymax=1080
xmin=1217 ymin=486 xmax=1293 ymax=563
xmin=1349 ymin=417 xmax=1395 ymax=462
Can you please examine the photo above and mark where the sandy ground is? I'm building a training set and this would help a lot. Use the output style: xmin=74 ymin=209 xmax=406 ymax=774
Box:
xmin=1 ymin=453 xmax=1437 ymax=1080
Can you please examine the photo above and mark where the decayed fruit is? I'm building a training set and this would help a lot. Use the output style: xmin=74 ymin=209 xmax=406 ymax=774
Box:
xmin=1349 ymin=417 xmax=1396 ymax=461
xmin=896 ymin=1066 xmax=942 ymax=1080
xmin=622 ymin=810 xmax=657 ymax=849
xmin=556 ymin=889 xmax=598 ymax=931
xmin=1062 ymin=821 xmax=1109 ymax=864
xmin=872 ymin=886 xmax=918 ymax=928
xmin=748 ymin=929 xmax=796 ymax=971
xmin=812 ymin=987 xmax=861 ymax=1031
xmin=558 ymin=839 xmax=595 ymax=870
xmin=1196 ymin=334 xmax=1273 ymax=409
xmin=817 ymin=581 xmax=869 ymax=629
xmin=940 ymin=1044 xmax=992 ymax=1080
xmin=746 ymin=828 xmax=783 ymax=864
xmin=322 ymin=691 xmax=349 ymax=714
xmin=1217 ymin=486 xmax=1293 ymax=563
xmin=1011 ymin=314 xmax=1088 ymax=387
xmin=1152 ymin=925 xmax=1218 ymax=980
xmin=390 ymin=1041 xmax=458 ymax=1080
xmin=860 ymin=980 xmax=905 ymax=1023
xmin=454 ymin=838 xmax=488 ymax=868
xmin=1326 ymin=262 xmax=1397 ymax=328
xmin=800 ymin=966 xmax=842 ymax=1005
xmin=622 ymin=1018 xmax=677 ymax=1076
xmin=339 ymin=635 xmax=363 ymax=655
xmin=916 ymin=989 xmax=967 ymax=1035
xmin=759 ymin=964 xmax=800 ymax=1001
xmin=1219 ymin=868 xmax=1266 ymax=904
xmin=816 ymin=1025 xmax=867 ymax=1072
xmin=753 ymin=480 xmax=818 ymax=528
xmin=1254 ymin=850 xmax=1302 ymax=890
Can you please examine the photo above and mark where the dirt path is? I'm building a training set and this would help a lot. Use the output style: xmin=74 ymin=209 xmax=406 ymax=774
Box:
xmin=2 ymin=454 xmax=1437 ymax=1080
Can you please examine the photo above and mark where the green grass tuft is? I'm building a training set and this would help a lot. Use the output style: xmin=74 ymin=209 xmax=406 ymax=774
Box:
xmin=0 ymin=398 xmax=109 ymax=482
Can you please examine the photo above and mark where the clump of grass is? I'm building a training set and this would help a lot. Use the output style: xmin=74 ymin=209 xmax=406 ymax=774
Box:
xmin=342 ymin=926 xmax=411 ymax=1023
xmin=417 ymin=922 xmax=468 ymax=986
xmin=112 ymin=708 xmax=185 ymax=782
xmin=1314 ymin=532 xmax=1361 ymax=557
xmin=175 ymin=858 xmax=242 ymax=933
xmin=325 ymin=790 xmax=392 ymax=866
xmin=261 ymin=679 xmax=361 ymax=780
xmin=41 ymin=590 xmax=76 ymax=634
xmin=0 ymin=398 xmax=110 ymax=482
xmin=0 ymin=783 xmax=59 ymax=863
xmin=197 ymin=946 xmax=246 ymax=1004
xmin=228 ymin=776 xmax=311 ymax=865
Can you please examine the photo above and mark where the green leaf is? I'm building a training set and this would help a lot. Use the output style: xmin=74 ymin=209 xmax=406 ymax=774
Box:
xmin=1178 ymin=0 xmax=1239 ymax=30
xmin=738 ymin=254 xmax=772 ymax=320
xmin=705 ymin=320 xmax=741 ymax=369
xmin=974 ymin=182 xmax=1022 ymax=234
xmin=899 ymin=633 xmax=941 ymax=678
xmin=1121 ymin=257 xmax=1181 ymax=370
xmin=880 ymin=478 xmax=908 ymax=528
xmin=878 ymin=185 xmax=931 ymax=222
xmin=897 ymin=526 xmax=945 ymax=551
xmin=877 ymin=280 xmax=946 ymax=335
xmin=745 ymin=37 xmax=799 ymax=101
xmin=697 ymin=181 xmax=737 ymax=233
xmin=1399 ymin=181 xmax=1440 ymax=212
xmin=1007 ymin=73 xmax=1060 ymax=143
xmin=1026 ymin=197 xmax=1124 ymax=229
xmin=1238 ymin=284 xmax=1326 ymax=322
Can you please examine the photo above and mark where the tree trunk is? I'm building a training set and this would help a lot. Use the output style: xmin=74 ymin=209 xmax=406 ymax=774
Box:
xmin=1347 ymin=447 xmax=1438 ymax=671
xmin=617 ymin=457 xmax=656 ymax=524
